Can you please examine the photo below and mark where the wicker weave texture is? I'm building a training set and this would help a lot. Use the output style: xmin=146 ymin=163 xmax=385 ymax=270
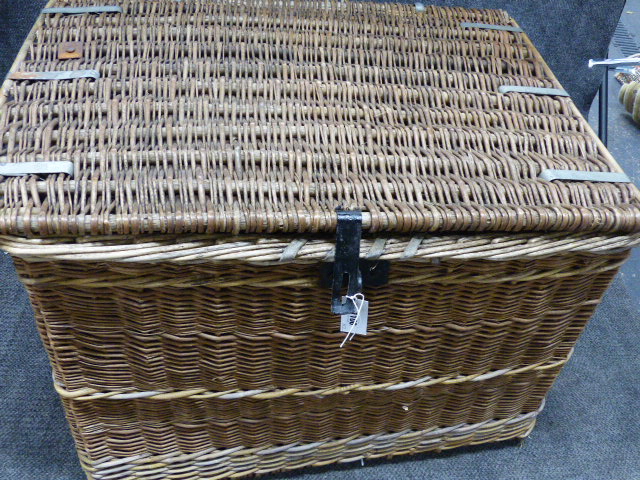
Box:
xmin=1 ymin=0 xmax=639 ymax=236
xmin=59 ymin=369 xmax=557 ymax=459
xmin=2 ymin=1 xmax=637 ymax=478
xmin=11 ymin=247 xmax=624 ymax=477
xmin=17 ymin=252 xmax=625 ymax=393
xmin=74 ymin=409 xmax=540 ymax=480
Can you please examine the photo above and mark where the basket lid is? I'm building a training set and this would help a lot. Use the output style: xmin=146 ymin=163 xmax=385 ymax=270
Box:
xmin=1 ymin=0 xmax=639 ymax=237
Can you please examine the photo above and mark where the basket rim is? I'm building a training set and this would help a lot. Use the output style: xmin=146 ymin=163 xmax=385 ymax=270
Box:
xmin=1 ymin=231 xmax=638 ymax=263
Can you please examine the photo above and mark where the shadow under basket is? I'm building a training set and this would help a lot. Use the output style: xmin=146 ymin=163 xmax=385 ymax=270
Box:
xmin=1 ymin=0 xmax=640 ymax=479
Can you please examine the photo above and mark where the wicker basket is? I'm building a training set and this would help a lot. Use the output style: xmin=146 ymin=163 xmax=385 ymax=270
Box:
xmin=1 ymin=1 xmax=639 ymax=479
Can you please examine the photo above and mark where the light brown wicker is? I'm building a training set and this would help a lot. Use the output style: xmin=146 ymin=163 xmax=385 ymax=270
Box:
xmin=1 ymin=1 xmax=639 ymax=479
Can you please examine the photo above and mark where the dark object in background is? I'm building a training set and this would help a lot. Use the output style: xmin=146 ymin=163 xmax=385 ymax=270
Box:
xmin=3 ymin=0 xmax=626 ymax=115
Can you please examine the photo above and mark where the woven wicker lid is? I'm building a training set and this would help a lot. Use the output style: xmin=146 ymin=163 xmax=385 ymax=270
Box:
xmin=0 ymin=0 xmax=639 ymax=237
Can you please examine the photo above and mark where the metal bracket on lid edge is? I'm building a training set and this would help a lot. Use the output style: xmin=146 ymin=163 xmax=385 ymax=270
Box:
xmin=498 ymin=85 xmax=569 ymax=97
xmin=0 ymin=161 xmax=74 ymax=177
xmin=41 ymin=6 xmax=123 ymax=14
xmin=460 ymin=22 xmax=524 ymax=33
xmin=8 ymin=70 xmax=100 ymax=81
xmin=539 ymin=169 xmax=632 ymax=183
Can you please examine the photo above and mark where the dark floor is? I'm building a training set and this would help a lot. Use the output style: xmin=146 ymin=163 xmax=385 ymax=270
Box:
xmin=2 ymin=2 xmax=640 ymax=480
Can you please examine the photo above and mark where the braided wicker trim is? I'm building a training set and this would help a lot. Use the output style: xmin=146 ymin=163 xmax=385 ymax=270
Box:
xmin=16 ymin=254 xmax=626 ymax=288
xmin=78 ymin=403 xmax=543 ymax=480
xmin=1 ymin=232 xmax=639 ymax=264
xmin=53 ymin=353 xmax=569 ymax=401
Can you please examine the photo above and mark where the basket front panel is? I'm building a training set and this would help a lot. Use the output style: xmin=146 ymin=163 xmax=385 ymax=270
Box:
xmin=15 ymin=252 xmax=623 ymax=393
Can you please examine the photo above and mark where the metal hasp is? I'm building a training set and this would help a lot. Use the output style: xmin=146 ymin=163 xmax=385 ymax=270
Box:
xmin=331 ymin=210 xmax=364 ymax=315
xmin=320 ymin=260 xmax=390 ymax=291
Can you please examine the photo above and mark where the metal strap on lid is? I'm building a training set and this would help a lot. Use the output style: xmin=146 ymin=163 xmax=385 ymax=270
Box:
xmin=41 ymin=6 xmax=123 ymax=14
xmin=499 ymin=85 xmax=569 ymax=97
xmin=0 ymin=161 xmax=74 ymax=177
xmin=415 ymin=2 xmax=425 ymax=12
xmin=8 ymin=70 xmax=100 ymax=81
xmin=460 ymin=22 xmax=524 ymax=33
xmin=539 ymin=169 xmax=631 ymax=183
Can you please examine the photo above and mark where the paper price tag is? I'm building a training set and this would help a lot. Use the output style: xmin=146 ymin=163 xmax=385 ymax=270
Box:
xmin=340 ymin=297 xmax=369 ymax=336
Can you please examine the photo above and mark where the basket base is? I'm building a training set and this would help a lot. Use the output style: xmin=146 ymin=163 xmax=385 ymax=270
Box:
xmin=78 ymin=406 xmax=541 ymax=480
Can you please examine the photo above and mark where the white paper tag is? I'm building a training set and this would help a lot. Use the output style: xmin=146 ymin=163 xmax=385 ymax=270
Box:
xmin=340 ymin=297 xmax=369 ymax=336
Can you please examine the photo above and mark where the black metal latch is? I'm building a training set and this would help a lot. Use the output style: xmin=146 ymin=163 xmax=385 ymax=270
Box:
xmin=320 ymin=210 xmax=389 ymax=314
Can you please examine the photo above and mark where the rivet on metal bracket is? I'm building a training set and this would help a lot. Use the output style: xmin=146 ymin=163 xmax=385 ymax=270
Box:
xmin=58 ymin=41 xmax=83 ymax=60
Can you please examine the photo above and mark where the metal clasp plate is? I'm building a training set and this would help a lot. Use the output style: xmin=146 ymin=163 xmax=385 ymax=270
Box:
xmin=330 ymin=211 xmax=363 ymax=314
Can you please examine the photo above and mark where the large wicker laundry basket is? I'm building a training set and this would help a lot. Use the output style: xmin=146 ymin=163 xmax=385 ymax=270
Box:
xmin=1 ymin=1 xmax=639 ymax=478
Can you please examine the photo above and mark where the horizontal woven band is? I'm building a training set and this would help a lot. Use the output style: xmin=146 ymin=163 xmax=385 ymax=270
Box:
xmin=460 ymin=22 xmax=524 ymax=33
xmin=14 ymin=252 xmax=626 ymax=289
xmin=0 ymin=161 xmax=74 ymax=177
xmin=499 ymin=85 xmax=570 ymax=96
xmin=539 ymin=169 xmax=632 ymax=183
xmin=41 ymin=6 xmax=123 ymax=14
xmin=1 ymin=205 xmax=640 ymax=237
xmin=53 ymin=354 xmax=569 ymax=401
xmin=78 ymin=404 xmax=542 ymax=478
xmin=7 ymin=70 xmax=100 ymax=81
